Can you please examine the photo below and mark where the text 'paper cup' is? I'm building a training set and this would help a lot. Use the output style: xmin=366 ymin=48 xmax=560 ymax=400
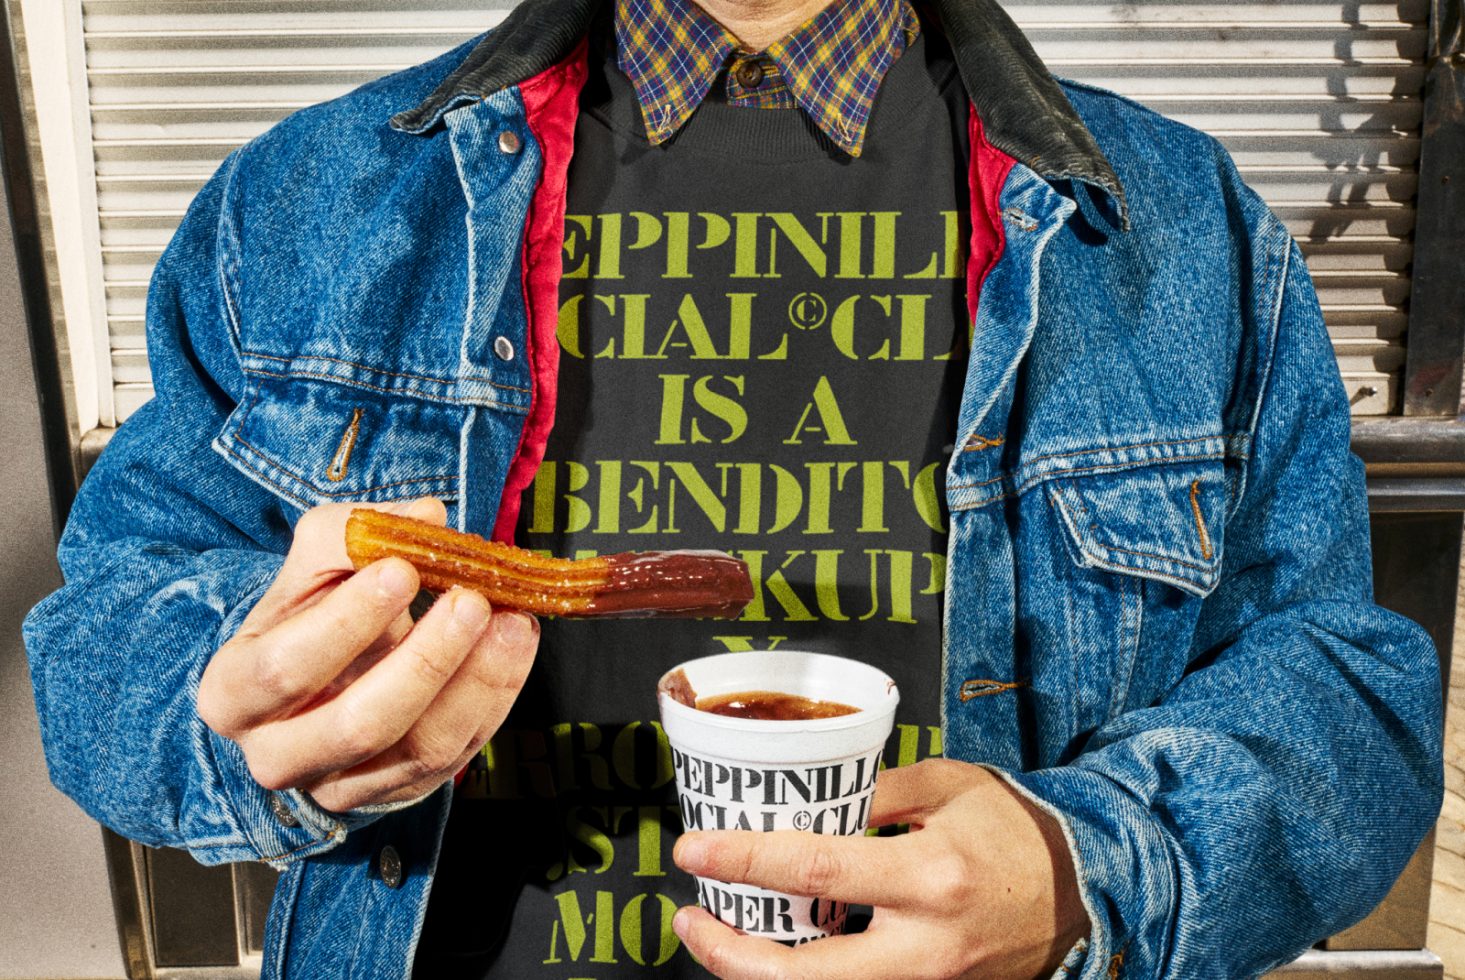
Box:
xmin=657 ymin=651 xmax=899 ymax=945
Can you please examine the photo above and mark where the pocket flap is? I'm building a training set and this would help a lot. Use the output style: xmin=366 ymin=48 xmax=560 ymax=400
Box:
xmin=1045 ymin=460 xmax=1224 ymax=596
xmin=214 ymin=375 xmax=461 ymax=509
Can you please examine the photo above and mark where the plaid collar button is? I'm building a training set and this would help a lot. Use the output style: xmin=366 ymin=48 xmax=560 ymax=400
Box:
xmin=733 ymin=59 xmax=765 ymax=89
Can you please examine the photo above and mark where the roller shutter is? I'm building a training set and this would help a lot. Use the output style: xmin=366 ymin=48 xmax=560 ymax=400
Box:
xmin=30 ymin=0 xmax=1428 ymax=424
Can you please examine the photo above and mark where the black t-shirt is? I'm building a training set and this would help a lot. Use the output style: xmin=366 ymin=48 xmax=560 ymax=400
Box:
xmin=414 ymin=22 xmax=970 ymax=978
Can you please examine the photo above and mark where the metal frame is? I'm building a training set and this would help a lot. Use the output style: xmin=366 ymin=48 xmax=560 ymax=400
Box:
xmin=5 ymin=0 xmax=1464 ymax=977
xmin=15 ymin=0 xmax=110 ymax=432
xmin=1403 ymin=0 xmax=1465 ymax=417
xmin=1272 ymin=950 xmax=1445 ymax=978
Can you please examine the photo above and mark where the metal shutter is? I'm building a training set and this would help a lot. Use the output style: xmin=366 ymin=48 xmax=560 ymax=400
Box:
xmin=30 ymin=0 xmax=1426 ymax=425
xmin=1011 ymin=0 xmax=1424 ymax=417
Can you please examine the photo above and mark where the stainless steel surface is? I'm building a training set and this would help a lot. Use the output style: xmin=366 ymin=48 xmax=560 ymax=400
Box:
xmin=1352 ymin=417 xmax=1465 ymax=465
xmin=144 ymin=846 xmax=240 ymax=968
xmin=1266 ymin=948 xmax=1445 ymax=977
xmin=1371 ymin=512 xmax=1459 ymax=686
xmin=1402 ymin=0 xmax=1465 ymax=416
xmin=235 ymin=862 xmax=276 ymax=956
xmin=1365 ymin=476 xmax=1465 ymax=510
xmin=149 ymin=966 xmax=262 ymax=980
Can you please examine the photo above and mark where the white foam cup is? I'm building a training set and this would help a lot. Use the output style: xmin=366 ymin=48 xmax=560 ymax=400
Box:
xmin=656 ymin=650 xmax=900 ymax=945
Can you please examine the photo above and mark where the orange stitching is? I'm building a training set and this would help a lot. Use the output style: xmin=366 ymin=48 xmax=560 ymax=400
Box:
xmin=459 ymin=373 xmax=529 ymax=390
xmin=243 ymin=365 xmax=523 ymax=409
xmin=229 ymin=434 xmax=457 ymax=498
xmin=949 ymin=451 xmax=1224 ymax=495
xmin=261 ymin=824 xmax=342 ymax=863
xmin=1189 ymin=479 xmax=1214 ymax=560
xmin=1017 ymin=452 xmax=1224 ymax=495
xmin=949 ymin=491 xmax=1012 ymax=513
xmin=948 ymin=472 xmax=1012 ymax=491
xmin=1103 ymin=541 xmax=1214 ymax=574
xmin=216 ymin=442 xmax=311 ymax=508
xmin=959 ymin=678 xmax=1029 ymax=701
xmin=1108 ymin=949 xmax=1125 ymax=979
xmin=963 ymin=433 xmax=1005 ymax=452
xmin=250 ymin=349 xmax=460 ymax=382
xmin=1049 ymin=484 xmax=1215 ymax=575
xmin=325 ymin=408 xmax=363 ymax=483
xmin=1022 ymin=435 xmax=1234 ymax=466
xmin=1048 ymin=486 xmax=1082 ymax=538
xmin=244 ymin=353 xmax=531 ymax=395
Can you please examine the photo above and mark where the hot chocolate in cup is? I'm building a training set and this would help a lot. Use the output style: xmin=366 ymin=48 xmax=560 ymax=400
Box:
xmin=657 ymin=651 xmax=900 ymax=945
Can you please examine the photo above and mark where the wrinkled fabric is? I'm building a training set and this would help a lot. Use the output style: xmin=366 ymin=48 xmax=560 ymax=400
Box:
xmin=22 ymin=4 xmax=1441 ymax=980
xmin=614 ymin=0 xmax=918 ymax=153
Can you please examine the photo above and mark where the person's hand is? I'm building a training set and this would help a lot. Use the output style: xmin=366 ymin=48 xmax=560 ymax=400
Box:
xmin=670 ymin=758 xmax=1089 ymax=980
xmin=196 ymin=498 xmax=538 ymax=813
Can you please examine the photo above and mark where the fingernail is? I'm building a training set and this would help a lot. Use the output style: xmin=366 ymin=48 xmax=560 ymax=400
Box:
xmin=452 ymin=591 xmax=491 ymax=632
xmin=672 ymin=907 xmax=692 ymax=942
xmin=377 ymin=560 xmax=416 ymax=599
xmin=673 ymin=834 xmax=706 ymax=871
xmin=503 ymin=612 xmax=539 ymax=646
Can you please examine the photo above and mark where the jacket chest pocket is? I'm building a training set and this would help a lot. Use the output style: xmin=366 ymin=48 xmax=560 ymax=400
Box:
xmin=214 ymin=373 xmax=463 ymax=510
xmin=1041 ymin=457 xmax=1227 ymax=731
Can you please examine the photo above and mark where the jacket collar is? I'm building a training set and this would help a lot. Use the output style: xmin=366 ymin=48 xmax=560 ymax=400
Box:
xmin=389 ymin=0 xmax=1126 ymax=224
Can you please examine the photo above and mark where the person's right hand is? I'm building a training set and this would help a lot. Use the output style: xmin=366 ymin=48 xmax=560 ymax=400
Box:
xmin=196 ymin=498 xmax=538 ymax=813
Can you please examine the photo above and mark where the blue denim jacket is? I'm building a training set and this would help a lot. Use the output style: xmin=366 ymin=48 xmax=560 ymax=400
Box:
xmin=23 ymin=0 xmax=1442 ymax=977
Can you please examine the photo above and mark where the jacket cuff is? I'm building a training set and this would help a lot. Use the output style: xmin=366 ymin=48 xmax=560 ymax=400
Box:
xmin=1048 ymin=937 xmax=1090 ymax=979
xmin=203 ymin=731 xmax=348 ymax=868
xmin=187 ymin=569 xmax=341 ymax=867
xmin=198 ymin=571 xmax=440 ymax=867
xmin=985 ymin=764 xmax=1178 ymax=980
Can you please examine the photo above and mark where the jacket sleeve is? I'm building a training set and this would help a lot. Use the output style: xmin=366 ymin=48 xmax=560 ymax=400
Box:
xmin=1005 ymin=233 xmax=1444 ymax=979
xmin=21 ymin=153 xmax=382 ymax=868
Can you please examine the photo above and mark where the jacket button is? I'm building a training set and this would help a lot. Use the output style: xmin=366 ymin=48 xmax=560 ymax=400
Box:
xmin=378 ymin=846 xmax=403 ymax=888
xmin=497 ymin=130 xmax=522 ymax=154
xmin=494 ymin=336 xmax=515 ymax=361
xmin=268 ymin=793 xmax=298 ymax=828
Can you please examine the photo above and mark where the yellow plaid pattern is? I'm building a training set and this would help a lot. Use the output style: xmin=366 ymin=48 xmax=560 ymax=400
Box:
xmin=615 ymin=0 xmax=919 ymax=157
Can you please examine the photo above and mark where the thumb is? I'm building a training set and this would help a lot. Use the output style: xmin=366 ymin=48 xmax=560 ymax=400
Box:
xmin=280 ymin=497 xmax=447 ymax=586
xmin=867 ymin=758 xmax=974 ymax=829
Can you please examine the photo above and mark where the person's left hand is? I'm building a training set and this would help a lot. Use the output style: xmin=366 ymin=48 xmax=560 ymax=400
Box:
xmin=670 ymin=758 xmax=1090 ymax=980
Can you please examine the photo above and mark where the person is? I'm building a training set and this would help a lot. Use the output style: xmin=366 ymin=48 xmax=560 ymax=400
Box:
xmin=22 ymin=0 xmax=1444 ymax=976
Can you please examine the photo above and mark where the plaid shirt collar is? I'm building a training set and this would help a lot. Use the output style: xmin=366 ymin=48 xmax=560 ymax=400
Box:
xmin=614 ymin=0 xmax=919 ymax=157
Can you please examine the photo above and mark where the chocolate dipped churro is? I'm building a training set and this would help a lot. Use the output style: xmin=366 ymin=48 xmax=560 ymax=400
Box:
xmin=344 ymin=509 xmax=753 ymax=619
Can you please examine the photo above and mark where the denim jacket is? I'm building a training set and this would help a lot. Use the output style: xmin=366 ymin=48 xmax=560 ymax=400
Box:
xmin=23 ymin=0 xmax=1443 ymax=977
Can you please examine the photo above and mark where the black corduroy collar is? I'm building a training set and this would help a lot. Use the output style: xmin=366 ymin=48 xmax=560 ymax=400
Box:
xmin=389 ymin=0 xmax=1126 ymax=225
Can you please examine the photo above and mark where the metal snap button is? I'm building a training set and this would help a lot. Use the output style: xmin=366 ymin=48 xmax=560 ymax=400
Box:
xmin=378 ymin=845 xmax=403 ymax=888
xmin=734 ymin=59 xmax=764 ymax=89
xmin=494 ymin=336 xmax=515 ymax=361
xmin=268 ymin=793 xmax=298 ymax=828
xmin=497 ymin=130 xmax=522 ymax=154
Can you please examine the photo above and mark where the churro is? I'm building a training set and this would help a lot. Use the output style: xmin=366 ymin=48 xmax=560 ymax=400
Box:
xmin=344 ymin=509 xmax=753 ymax=619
